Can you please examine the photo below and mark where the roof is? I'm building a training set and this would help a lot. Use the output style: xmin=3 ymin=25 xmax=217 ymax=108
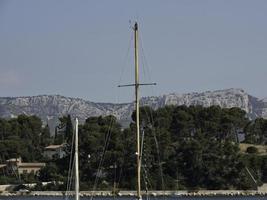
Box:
xmin=6 ymin=158 xmax=21 ymax=162
xmin=0 ymin=164 xmax=6 ymax=168
xmin=18 ymin=163 xmax=46 ymax=167
xmin=45 ymin=144 xmax=65 ymax=150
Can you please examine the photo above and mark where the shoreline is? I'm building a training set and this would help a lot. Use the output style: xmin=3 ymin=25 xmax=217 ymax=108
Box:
xmin=0 ymin=190 xmax=267 ymax=197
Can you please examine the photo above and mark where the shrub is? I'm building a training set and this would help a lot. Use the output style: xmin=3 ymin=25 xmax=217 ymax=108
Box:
xmin=246 ymin=146 xmax=258 ymax=154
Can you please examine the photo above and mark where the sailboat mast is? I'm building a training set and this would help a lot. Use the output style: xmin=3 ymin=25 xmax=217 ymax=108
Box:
xmin=118 ymin=22 xmax=156 ymax=198
xmin=74 ymin=118 xmax=79 ymax=200
xmin=134 ymin=22 xmax=142 ymax=200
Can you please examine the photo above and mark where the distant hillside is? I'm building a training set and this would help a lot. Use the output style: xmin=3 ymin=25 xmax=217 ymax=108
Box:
xmin=0 ymin=88 xmax=266 ymax=133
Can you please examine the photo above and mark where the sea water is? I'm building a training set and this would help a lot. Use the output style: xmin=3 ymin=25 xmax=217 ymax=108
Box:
xmin=0 ymin=197 xmax=266 ymax=200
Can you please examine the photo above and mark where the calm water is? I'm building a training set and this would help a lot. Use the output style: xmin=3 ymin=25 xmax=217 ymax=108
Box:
xmin=0 ymin=197 xmax=266 ymax=200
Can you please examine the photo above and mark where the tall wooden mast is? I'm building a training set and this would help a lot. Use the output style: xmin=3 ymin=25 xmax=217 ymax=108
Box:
xmin=118 ymin=22 xmax=156 ymax=200
xmin=134 ymin=22 xmax=141 ymax=200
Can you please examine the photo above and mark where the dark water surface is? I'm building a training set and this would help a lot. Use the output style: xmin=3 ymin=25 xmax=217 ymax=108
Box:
xmin=0 ymin=197 xmax=266 ymax=200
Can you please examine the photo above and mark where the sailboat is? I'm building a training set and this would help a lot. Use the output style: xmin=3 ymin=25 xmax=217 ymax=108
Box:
xmin=119 ymin=22 xmax=156 ymax=200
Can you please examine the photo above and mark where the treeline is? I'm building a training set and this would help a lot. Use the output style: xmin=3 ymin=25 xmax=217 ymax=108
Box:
xmin=0 ymin=115 xmax=51 ymax=162
xmin=1 ymin=105 xmax=267 ymax=191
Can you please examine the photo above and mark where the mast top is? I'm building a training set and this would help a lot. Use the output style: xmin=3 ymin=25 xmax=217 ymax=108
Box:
xmin=134 ymin=22 xmax=138 ymax=31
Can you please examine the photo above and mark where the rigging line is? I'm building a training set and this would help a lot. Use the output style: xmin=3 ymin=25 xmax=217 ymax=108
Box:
xmin=66 ymin=159 xmax=75 ymax=198
xmin=90 ymin=117 xmax=115 ymax=200
xmin=141 ymin=165 xmax=153 ymax=190
xmin=65 ymin=162 xmax=74 ymax=199
xmin=111 ymin=130 xmax=125 ymax=190
xmin=139 ymin=29 xmax=157 ymax=130
xmin=115 ymin=93 xmax=138 ymax=190
xmin=140 ymin=128 xmax=145 ymax=167
xmin=139 ymin=119 xmax=154 ymax=194
xmin=140 ymin=133 xmax=153 ymax=191
xmin=139 ymin=36 xmax=147 ymax=82
xmin=66 ymin=128 xmax=75 ymax=193
xmin=116 ymin=126 xmax=134 ymax=190
xmin=141 ymin=167 xmax=148 ymax=192
xmin=118 ymin=32 xmax=134 ymax=86
xmin=115 ymin=161 xmax=124 ymax=190
xmin=139 ymin=30 xmax=153 ymax=86
xmin=139 ymin=31 xmax=158 ymax=106
xmin=245 ymin=166 xmax=257 ymax=185
xmin=142 ymin=107 xmax=166 ymax=192
xmin=66 ymin=162 xmax=75 ymax=196
xmin=116 ymin=31 xmax=134 ymax=105
xmin=90 ymin=131 xmax=111 ymax=199
xmin=139 ymin=31 xmax=166 ymax=192
xmin=95 ymin=90 xmax=134 ymax=193
xmin=66 ymin=129 xmax=76 ymax=197
xmin=67 ymin=145 xmax=74 ymax=192
xmin=141 ymin=170 xmax=149 ymax=200
xmin=116 ymin=115 xmax=137 ymax=189
xmin=142 ymin=130 xmax=155 ymax=193
xmin=152 ymin=130 xmax=165 ymax=190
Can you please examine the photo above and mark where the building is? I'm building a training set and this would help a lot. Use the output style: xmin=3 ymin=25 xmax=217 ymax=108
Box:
xmin=43 ymin=144 xmax=66 ymax=159
xmin=17 ymin=162 xmax=46 ymax=175
xmin=0 ymin=157 xmax=45 ymax=175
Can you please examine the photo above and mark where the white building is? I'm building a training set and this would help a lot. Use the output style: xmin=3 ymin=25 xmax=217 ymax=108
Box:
xmin=43 ymin=144 xmax=66 ymax=159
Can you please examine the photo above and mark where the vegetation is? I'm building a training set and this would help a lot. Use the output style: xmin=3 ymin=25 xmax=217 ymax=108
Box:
xmin=0 ymin=115 xmax=52 ymax=162
xmin=1 ymin=106 xmax=267 ymax=191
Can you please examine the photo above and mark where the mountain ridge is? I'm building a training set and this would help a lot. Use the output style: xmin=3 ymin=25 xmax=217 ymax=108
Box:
xmin=0 ymin=88 xmax=266 ymax=133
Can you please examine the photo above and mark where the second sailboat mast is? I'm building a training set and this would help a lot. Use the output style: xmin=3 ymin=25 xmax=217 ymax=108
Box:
xmin=75 ymin=118 xmax=79 ymax=200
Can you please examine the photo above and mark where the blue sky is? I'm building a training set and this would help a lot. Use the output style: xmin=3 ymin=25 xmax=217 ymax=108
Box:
xmin=0 ymin=0 xmax=267 ymax=103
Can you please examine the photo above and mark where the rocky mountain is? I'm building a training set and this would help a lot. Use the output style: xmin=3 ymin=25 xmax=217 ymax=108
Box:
xmin=0 ymin=88 xmax=266 ymax=133
xmin=140 ymin=88 xmax=264 ymax=119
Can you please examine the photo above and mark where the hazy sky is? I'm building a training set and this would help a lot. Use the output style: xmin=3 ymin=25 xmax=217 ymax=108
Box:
xmin=1 ymin=0 xmax=267 ymax=103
